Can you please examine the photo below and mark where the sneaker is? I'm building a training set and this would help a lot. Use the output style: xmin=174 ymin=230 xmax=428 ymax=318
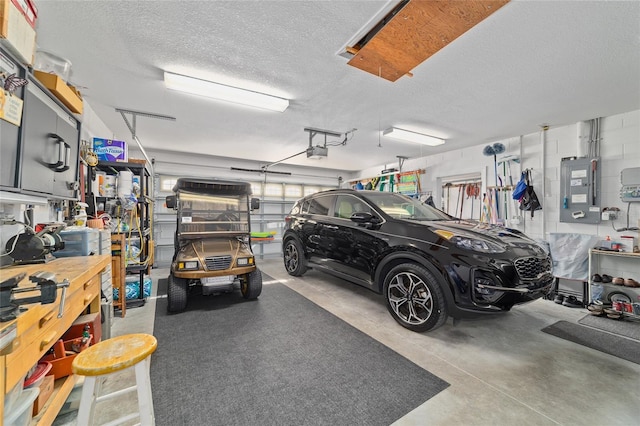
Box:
xmin=612 ymin=277 xmax=625 ymax=285
xmin=554 ymin=294 xmax=565 ymax=304
xmin=587 ymin=304 xmax=605 ymax=316
xmin=601 ymin=274 xmax=613 ymax=283
xmin=591 ymin=274 xmax=602 ymax=283
xmin=562 ymin=296 xmax=583 ymax=308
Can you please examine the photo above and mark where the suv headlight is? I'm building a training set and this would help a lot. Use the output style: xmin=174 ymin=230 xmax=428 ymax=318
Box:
xmin=435 ymin=230 xmax=505 ymax=254
xmin=178 ymin=261 xmax=200 ymax=270
xmin=236 ymin=257 xmax=254 ymax=267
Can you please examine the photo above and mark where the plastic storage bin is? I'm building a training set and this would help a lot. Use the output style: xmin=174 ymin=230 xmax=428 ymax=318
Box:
xmin=4 ymin=373 xmax=26 ymax=413
xmin=3 ymin=387 xmax=39 ymax=426
xmin=23 ymin=361 xmax=52 ymax=389
xmin=34 ymin=50 xmax=72 ymax=81
xmin=53 ymin=227 xmax=99 ymax=258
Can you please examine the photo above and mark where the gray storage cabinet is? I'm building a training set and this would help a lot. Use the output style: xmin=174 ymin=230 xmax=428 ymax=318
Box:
xmin=0 ymin=47 xmax=26 ymax=190
xmin=20 ymin=81 xmax=79 ymax=198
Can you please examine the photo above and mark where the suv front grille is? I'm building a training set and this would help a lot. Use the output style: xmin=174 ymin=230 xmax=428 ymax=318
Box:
xmin=514 ymin=256 xmax=552 ymax=280
xmin=205 ymin=255 xmax=232 ymax=271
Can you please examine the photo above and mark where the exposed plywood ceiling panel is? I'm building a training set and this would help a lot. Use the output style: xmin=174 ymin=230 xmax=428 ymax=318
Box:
xmin=348 ymin=0 xmax=510 ymax=82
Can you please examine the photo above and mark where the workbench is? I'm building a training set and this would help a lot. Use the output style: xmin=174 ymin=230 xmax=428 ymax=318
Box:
xmin=0 ymin=255 xmax=110 ymax=425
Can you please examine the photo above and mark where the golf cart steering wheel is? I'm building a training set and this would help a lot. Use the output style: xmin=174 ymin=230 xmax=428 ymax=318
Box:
xmin=216 ymin=211 xmax=239 ymax=230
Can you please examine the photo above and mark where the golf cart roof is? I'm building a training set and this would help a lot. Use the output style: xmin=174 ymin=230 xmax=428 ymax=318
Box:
xmin=173 ymin=178 xmax=253 ymax=196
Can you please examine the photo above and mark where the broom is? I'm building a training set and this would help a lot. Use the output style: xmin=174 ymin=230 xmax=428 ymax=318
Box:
xmin=483 ymin=143 xmax=505 ymax=219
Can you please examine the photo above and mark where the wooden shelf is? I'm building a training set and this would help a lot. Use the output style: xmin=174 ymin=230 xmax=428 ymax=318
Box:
xmin=591 ymin=249 xmax=640 ymax=258
xmin=111 ymin=233 xmax=126 ymax=318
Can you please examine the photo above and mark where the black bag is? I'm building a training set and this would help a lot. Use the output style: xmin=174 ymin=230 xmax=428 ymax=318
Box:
xmin=519 ymin=170 xmax=541 ymax=217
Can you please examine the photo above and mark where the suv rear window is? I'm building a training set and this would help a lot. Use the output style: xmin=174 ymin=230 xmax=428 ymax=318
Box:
xmin=307 ymin=195 xmax=334 ymax=215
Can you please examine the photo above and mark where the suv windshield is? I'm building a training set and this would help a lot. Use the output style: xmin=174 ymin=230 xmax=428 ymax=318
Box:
xmin=178 ymin=191 xmax=249 ymax=236
xmin=364 ymin=192 xmax=451 ymax=221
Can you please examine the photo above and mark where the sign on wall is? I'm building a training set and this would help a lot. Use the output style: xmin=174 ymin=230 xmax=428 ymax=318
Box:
xmin=0 ymin=89 xmax=23 ymax=126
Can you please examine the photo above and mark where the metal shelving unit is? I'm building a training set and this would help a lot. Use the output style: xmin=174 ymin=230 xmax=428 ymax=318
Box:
xmin=588 ymin=249 xmax=640 ymax=311
xmin=87 ymin=161 xmax=151 ymax=308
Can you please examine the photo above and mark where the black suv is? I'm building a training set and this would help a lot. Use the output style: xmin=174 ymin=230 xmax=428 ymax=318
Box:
xmin=282 ymin=189 xmax=553 ymax=332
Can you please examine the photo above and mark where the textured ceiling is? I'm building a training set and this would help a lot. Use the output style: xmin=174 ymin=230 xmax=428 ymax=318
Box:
xmin=34 ymin=1 xmax=640 ymax=172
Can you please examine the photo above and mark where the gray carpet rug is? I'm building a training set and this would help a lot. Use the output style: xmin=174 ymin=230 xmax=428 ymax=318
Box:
xmin=578 ymin=314 xmax=640 ymax=341
xmin=151 ymin=275 xmax=449 ymax=426
xmin=541 ymin=320 xmax=640 ymax=365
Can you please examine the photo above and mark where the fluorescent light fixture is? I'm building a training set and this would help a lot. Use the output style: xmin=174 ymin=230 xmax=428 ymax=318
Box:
xmin=164 ymin=72 xmax=289 ymax=112
xmin=382 ymin=127 xmax=445 ymax=146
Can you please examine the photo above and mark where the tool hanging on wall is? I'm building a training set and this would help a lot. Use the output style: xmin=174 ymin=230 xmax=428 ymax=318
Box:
xmin=483 ymin=143 xmax=505 ymax=218
xmin=458 ymin=184 xmax=466 ymax=218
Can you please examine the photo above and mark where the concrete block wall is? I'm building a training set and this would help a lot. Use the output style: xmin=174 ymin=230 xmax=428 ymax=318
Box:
xmin=357 ymin=109 xmax=640 ymax=244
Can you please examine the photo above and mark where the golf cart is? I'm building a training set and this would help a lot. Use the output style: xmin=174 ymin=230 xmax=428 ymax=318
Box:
xmin=165 ymin=178 xmax=262 ymax=312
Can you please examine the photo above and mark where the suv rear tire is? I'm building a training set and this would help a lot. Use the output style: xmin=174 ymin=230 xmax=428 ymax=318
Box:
xmin=241 ymin=268 xmax=263 ymax=299
xmin=383 ymin=263 xmax=447 ymax=332
xmin=167 ymin=274 xmax=188 ymax=312
xmin=283 ymin=238 xmax=307 ymax=276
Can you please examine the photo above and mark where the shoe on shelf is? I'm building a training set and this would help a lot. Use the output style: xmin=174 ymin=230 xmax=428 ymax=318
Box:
xmin=624 ymin=278 xmax=639 ymax=288
xmin=601 ymin=274 xmax=613 ymax=283
xmin=587 ymin=303 xmax=605 ymax=316
xmin=604 ymin=308 xmax=623 ymax=320
xmin=591 ymin=274 xmax=602 ymax=283
xmin=562 ymin=296 xmax=584 ymax=308
xmin=554 ymin=294 xmax=565 ymax=304
xmin=612 ymin=277 xmax=625 ymax=285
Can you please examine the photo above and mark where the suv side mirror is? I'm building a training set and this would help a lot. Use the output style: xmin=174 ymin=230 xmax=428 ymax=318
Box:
xmin=166 ymin=195 xmax=177 ymax=210
xmin=250 ymin=197 xmax=260 ymax=211
xmin=350 ymin=212 xmax=382 ymax=228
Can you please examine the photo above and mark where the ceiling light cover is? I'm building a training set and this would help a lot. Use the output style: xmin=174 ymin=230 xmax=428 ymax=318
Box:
xmin=383 ymin=127 xmax=445 ymax=146
xmin=164 ymin=72 xmax=289 ymax=112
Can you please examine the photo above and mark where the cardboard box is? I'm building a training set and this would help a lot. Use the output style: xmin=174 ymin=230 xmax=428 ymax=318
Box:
xmin=32 ymin=374 xmax=54 ymax=416
xmin=33 ymin=70 xmax=83 ymax=114
xmin=93 ymin=138 xmax=128 ymax=162
xmin=11 ymin=0 xmax=37 ymax=28
xmin=0 ymin=0 xmax=36 ymax=65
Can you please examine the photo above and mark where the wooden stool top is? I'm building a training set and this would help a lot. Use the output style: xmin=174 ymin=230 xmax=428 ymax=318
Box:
xmin=72 ymin=333 xmax=157 ymax=376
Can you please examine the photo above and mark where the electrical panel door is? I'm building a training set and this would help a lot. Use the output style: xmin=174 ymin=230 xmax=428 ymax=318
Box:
xmin=559 ymin=157 xmax=601 ymax=224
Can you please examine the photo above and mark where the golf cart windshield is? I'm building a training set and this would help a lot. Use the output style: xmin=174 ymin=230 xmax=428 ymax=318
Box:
xmin=177 ymin=191 xmax=249 ymax=236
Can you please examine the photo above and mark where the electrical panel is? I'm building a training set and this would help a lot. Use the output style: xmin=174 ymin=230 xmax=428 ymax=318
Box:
xmin=620 ymin=167 xmax=640 ymax=202
xmin=559 ymin=157 xmax=601 ymax=224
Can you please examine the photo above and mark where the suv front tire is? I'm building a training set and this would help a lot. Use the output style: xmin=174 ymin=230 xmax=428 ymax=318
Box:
xmin=383 ymin=263 xmax=448 ymax=332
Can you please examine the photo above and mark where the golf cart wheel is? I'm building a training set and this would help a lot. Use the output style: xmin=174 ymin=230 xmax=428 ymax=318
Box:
xmin=167 ymin=274 xmax=188 ymax=312
xmin=283 ymin=238 xmax=307 ymax=276
xmin=383 ymin=263 xmax=447 ymax=332
xmin=241 ymin=268 xmax=263 ymax=299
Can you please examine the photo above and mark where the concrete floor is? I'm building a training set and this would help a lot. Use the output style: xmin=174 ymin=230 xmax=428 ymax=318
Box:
xmin=56 ymin=258 xmax=640 ymax=425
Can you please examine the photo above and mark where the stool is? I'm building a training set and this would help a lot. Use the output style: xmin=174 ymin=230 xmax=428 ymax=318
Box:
xmin=72 ymin=333 xmax=158 ymax=425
